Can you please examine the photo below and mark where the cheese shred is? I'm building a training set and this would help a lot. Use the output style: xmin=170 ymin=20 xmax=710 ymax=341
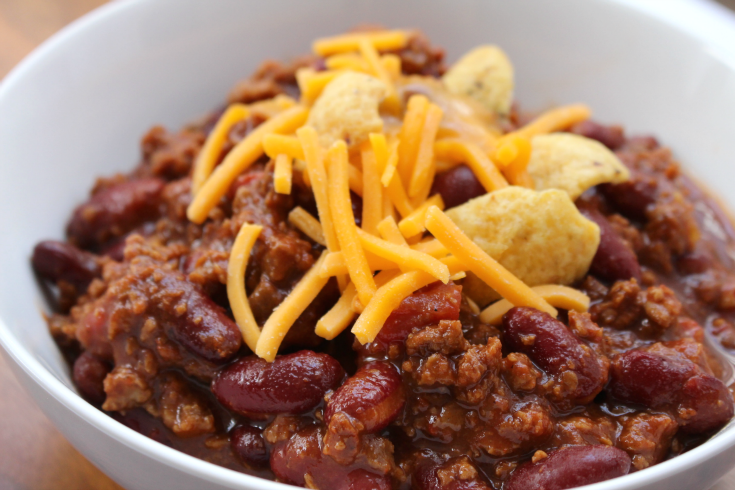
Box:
xmin=327 ymin=141 xmax=377 ymax=305
xmin=255 ymin=252 xmax=330 ymax=362
xmin=424 ymin=206 xmax=558 ymax=317
xmin=288 ymin=206 xmax=326 ymax=246
xmin=192 ymin=104 xmax=249 ymax=194
xmin=227 ymin=223 xmax=263 ymax=351
xmin=480 ymin=285 xmax=591 ymax=325
xmin=187 ymin=106 xmax=308 ymax=224
xmin=273 ymin=153 xmax=293 ymax=194
xmin=202 ymin=33 xmax=600 ymax=362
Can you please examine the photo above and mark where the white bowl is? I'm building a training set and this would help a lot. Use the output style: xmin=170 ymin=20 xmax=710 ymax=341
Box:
xmin=2 ymin=0 xmax=735 ymax=489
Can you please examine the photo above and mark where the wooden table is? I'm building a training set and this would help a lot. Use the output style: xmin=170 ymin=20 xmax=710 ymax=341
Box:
xmin=2 ymin=1 xmax=735 ymax=489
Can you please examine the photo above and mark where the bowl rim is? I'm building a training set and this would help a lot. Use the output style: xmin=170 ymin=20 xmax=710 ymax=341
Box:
xmin=2 ymin=0 xmax=735 ymax=488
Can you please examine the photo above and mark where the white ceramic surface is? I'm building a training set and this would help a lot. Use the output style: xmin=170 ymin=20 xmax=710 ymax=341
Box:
xmin=2 ymin=0 xmax=735 ymax=489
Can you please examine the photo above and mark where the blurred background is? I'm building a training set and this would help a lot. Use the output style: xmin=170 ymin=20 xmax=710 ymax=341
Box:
xmin=0 ymin=0 xmax=735 ymax=489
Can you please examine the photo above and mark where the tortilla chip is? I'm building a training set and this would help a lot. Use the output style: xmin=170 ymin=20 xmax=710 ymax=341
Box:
xmin=527 ymin=133 xmax=630 ymax=200
xmin=306 ymin=72 xmax=386 ymax=148
xmin=443 ymin=45 xmax=514 ymax=115
xmin=446 ymin=187 xmax=600 ymax=307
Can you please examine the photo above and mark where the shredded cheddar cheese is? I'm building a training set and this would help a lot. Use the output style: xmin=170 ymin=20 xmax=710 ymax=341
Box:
xmin=192 ymin=104 xmax=250 ymax=195
xmin=273 ymin=154 xmax=293 ymax=194
xmin=351 ymin=256 xmax=466 ymax=344
xmin=288 ymin=206 xmax=326 ymax=246
xmin=194 ymin=32 xmax=605 ymax=362
xmin=512 ymin=104 xmax=591 ymax=140
xmin=433 ymin=139 xmax=509 ymax=193
xmin=255 ymin=252 xmax=330 ymax=362
xmin=498 ymin=135 xmax=534 ymax=188
xmin=327 ymin=141 xmax=377 ymax=305
xmin=315 ymin=282 xmax=358 ymax=340
xmin=297 ymin=68 xmax=345 ymax=105
xmin=424 ymin=206 xmax=558 ymax=317
xmin=297 ymin=127 xmax=339 ymax=252
xmin=377 ymin=216 xmax=408 ymax=246
xmin=361 ymin=145 xmax=383 ymax=235
xmin=356 ymin=228 xmax=450 ymax=282
xmin=320 ymin=250 xmax=398 ymax=277
xmin=227 ymin=223 xmax=262 ymax=351
xmin=398 ymin=194 xmax=445 ymax=239
xmin=397 ymin=95 xmax=430 ymax=185
xmin=263 ymin=134 xmax=305 ymax=160
xmin=313 ymin=30 xmax=409 ymax=56
xmin=408 ymin=103 xmax=444 ymax=198
xmin=358 ymin=37 xmax=400 ymax=114
xmin=187 ymin=106 xmax=308 ymax=224
xmin=480 ymin=285 xmax=591 ymax=325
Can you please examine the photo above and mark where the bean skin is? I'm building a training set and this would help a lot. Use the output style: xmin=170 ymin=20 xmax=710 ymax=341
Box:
xmin=373 ymin=282 xmax=462 ymax=351
xmin=503 ymin=307 xmax=608 ymax=406
xmin=579 ymin=207 xmax=641 ymax=282
xmin=678 ymin=375 xmax=734 ymax=434
xmin=212 ymin=351 xmax=344 ymax=415
xmin=67 ymin=178 xmax=165 ymax=249
xmin=599 ymin=171 xmax=657 ymax=222
xmin=325 ymin=361 xmax=405 ymax=433
xmin=32 ymin=240 xmax=101 ymax=291
xmin=608 ymin=349 xmax=694 ymax=407
xmin=505 ymin=446 xmax=631 ymax=490
xmin=270 ymin=426 xmax=392 ymax=490
xmin=431 ymin=165 xmax=486 ymax=209
xmin=230 ymin=425 xmax=269 ymax=468
xmin=157 ymin=272 xmax=241 ymax=363
xmin=413 ymin=458 xmax=492 ymax=490
xmin=570 ymin=120 xmax=625 ymax=150
xmin=609 ymin=349 xmax=734 ymax=434
xmin=72 ymin=351 xmax=111 ymax=404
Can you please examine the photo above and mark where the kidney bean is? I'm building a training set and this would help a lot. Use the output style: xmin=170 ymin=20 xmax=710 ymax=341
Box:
xmin=431 ymin=165 xmax=486 ymax=209
xmin=676 ymin=251 xmax=711 ymax=275
xmin=325 ymin=361 xmax=405 ymax=433
xmin=570 ymin=120 xmax=625 ymax=150
xmin=230 ymin=425 xmax=269 ymax=468
xmin=677 ymin=374 xmax=734 ymax=434
xmin=32 ymin=240 xmax=101 ymax=291
xmin=503 ymin=307 xmax=608 ymax=406
xmin=72 ymin=351 xmax=111 ymax=404
xmin=413 ymin=458 xmax=492 ymax=490
xmin=67 ymin=177 xmax=165 ymax=249
xmin=373 ymin=282 xmax=462 ymax=350
xmin=156 ymin=272 xmax=241 ymax=363
xmin=212 ymin=350 xmax=344 ymax=415
xmin=599 ymin=172 xmax=657 ymax=222
xmin=506 ymin=446 xmax=631 ymax=490
xmin=270 ymin=426 xmax=391 ymax=490
xmin=608 ymin=349 xmax=696 ymax=408
xmin=579 ymin=207 xmax=641 ymax=282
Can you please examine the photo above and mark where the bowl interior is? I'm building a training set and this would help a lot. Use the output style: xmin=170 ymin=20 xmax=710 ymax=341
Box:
xmin=2 ymin=0 xmax=735 ymax=488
